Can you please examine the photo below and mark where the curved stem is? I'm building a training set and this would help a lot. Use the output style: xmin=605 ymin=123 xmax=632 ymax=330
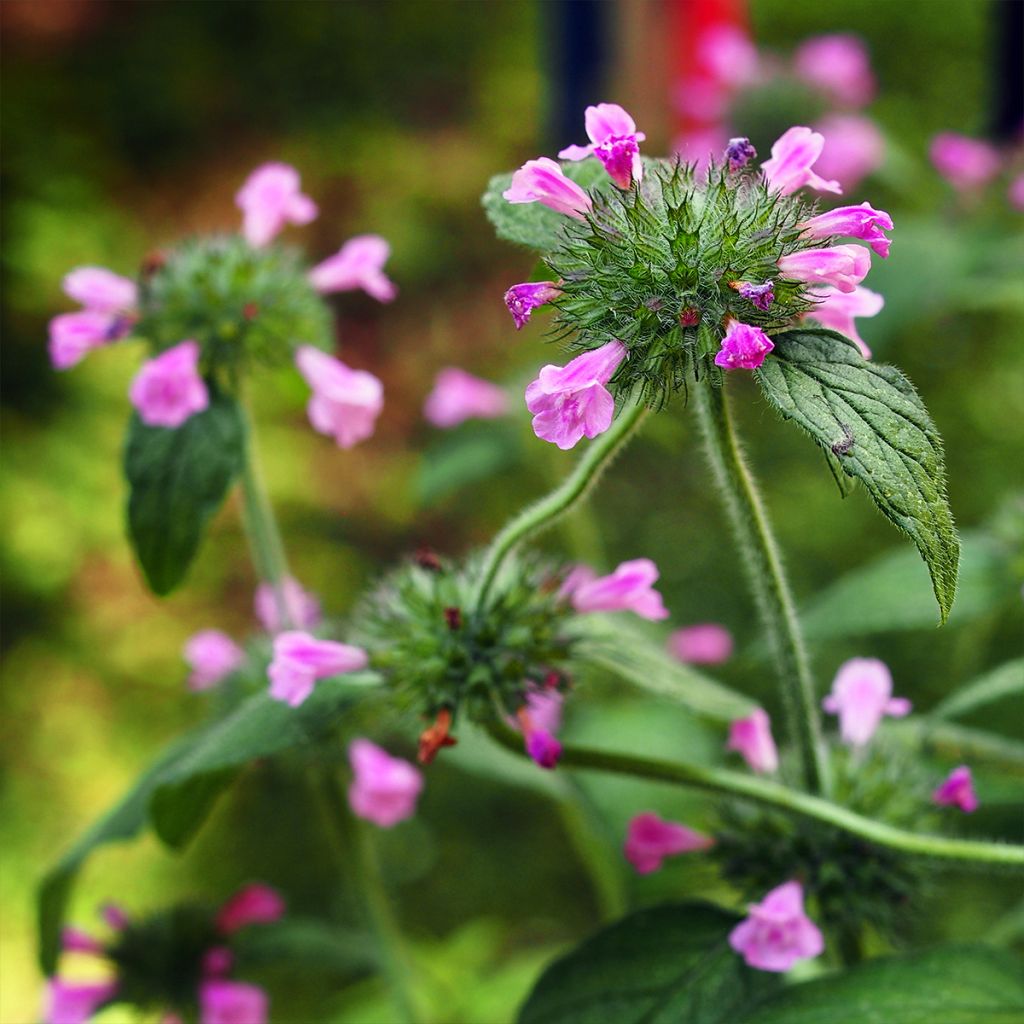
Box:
xmin=473 ymin=400 xmax=649 ymax=610
xmin=484 ymin=722 xmax=1024 ymax=869
xmin=692 ymin=377 xmax=829 ymax=795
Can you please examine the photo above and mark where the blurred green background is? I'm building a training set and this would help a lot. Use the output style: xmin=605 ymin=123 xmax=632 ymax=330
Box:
xmin=2 ymin=1 xmax=1022 ymax=1021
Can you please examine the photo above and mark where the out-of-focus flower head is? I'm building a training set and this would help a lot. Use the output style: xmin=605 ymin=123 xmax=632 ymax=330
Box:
xmin=423 ymin=368 xmax=509 ymax=428
xmin=930 ymin=133 xmax=1002 ymax=191
xmin=822 ymin=657 xmax=911 ymax=747
xmin=294 ymin=345 xmax=384 ymax=450
xmin=236 ymin=162 xmax=318 ymax=248
xmin=624 ymin=812 xmax=714 ymax=874
xmin=347 ymin=739 xmax=423 ymax=827
xmin=793 ymin=34 xmax=875 ymax=108
xmin=729 ymin=880 xmax=824 ymax=972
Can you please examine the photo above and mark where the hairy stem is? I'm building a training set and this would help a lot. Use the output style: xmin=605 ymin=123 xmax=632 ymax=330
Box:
xmin=484 ymin=722 xmax=1024 ymax=869
xmin=473 ymin=400 xmax=648 ymax=610
xmin=692 ymin=377 xmax=829 ymax=795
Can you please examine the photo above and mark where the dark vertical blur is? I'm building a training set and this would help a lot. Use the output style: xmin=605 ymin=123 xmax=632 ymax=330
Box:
xmin=991 ymin=0 xmax=1023 ymax=140
xmin=547 ymin=0 xmax=609 ymax=149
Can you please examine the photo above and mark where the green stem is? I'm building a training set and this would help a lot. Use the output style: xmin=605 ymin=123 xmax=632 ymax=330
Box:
xmin=692 ymin=377 xmax=829 ymax=795
xmin=484 ymin=722 xmax=1024 ymax=869
xmin=473 ymin=399 xmax=649 ymax=610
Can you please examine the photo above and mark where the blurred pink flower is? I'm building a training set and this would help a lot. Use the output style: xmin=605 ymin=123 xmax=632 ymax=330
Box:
xmin=129 ymin=340 xmax=209 ymax=429
xmin=63 ymin=267 xmax=138 ymax=313
xmin=309 ymin=235 xmax=396 ymax=303
xmin=525 ymin=340 xmax=626 ymax=450
xmin=60 ymin=927 xmax=104 ymax=955
xmin=294 ymin=345 xmax=383 ymax=450
xmin=624 ymin=812 xmax=713 ymax=874
xmin=778 ymin=244 xmax=871 ymax=293
xmin=729 ymin=881 xmax=824 ymax=972
xmin=558 ymin=564 xmax=598 ymax=601
xmin=184 ymin=630 xmax=245 ymax=692
xmin=202 ymin=947 xmax=234 ymax=978
xmin=503 ymin=157 xmax=593 ymax=219
xmin=806 ymin=285 xmax=884 ymax=358
xmin=727 ymin=709 xmax=779 ymax=774
xmin=822 ymin=657 xmax=911 ymax=747
xmin=513 ymin=688 xmax=565 ymax=769
xmin=793 ymin=34 xmax=875 ymax=108
xmin=813 ymin=114 xmax=885 ymax=191
xmin=558 ymin=103 xmax=645 ymax=189
xmin=49 ymin=311 xmax=124 ymax=370
xmin=254 ymin=576 xmax=322 ymax=634
xmin=44 ymin=980 xmax=117 ymax=1024
xmin=423 ymin=368 xmax=508 ymax=428
xmin=216 ymin=884 xmax=285 ymax=933
xmin=267 ymin=631 xmax=368 ymax=707
xmin=1010 ymin=172 xmax=1024 ymax=211
xmin=504 ymin=281 xmax=562 ymax=330
xmin=932 ymin=765 xmax=978 ymax=813
xmin=762 ymin=126 xmax=842 ymax=196
xmin=569 ymin=558 xmax=668 ymax=620
xmin=668 ymin=624 xmax=733 ymax=665
xmin=348 ymin=739 xmax=423 ymax=827
xmin=525 ymin=688 xmax=563 ymax=736
xmin=715 ymin=320 xmax=774 ymax=370
xmin=802 ymin=202 xmax=893 ymax=258
xmin=199 ymin=980 xmax=268 ymax=1024
xmin=930 ymin=133 xmax=1001 ymax=190
xmin=699 ymin=25 xmax=759 ymax=88
xmin=236 ymin=162 xmax=317 ymax=248
xmin=524 ymin=726 xmax=563 ymax=769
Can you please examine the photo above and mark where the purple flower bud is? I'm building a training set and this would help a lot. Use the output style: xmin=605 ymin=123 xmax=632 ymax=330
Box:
xmin=725 ymin=137 xmax=757 ymax=172
xmin=525 ymin=727 xmax=563 ymax=769
xmin=735 ymin=280 xmax=775 ymax=310
xmin=504 ymin=281 xmax=562 ymax=330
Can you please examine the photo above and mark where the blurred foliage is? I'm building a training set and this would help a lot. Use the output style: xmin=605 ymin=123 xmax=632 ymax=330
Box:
xmin=2 ymin=1 xmax=1023 ymax=1022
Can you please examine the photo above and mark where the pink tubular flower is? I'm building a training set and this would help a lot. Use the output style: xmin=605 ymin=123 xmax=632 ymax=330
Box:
xmin=933 ymin=765 xmax=978 ymax=813
xmin=812 ymin=114 xmax=885 ymax=192
xmin=45 ymin=979 xmax=118 ymax=1024
xmin=504 ymin=281 xmax=562 ymax=330
xmin=525 ymin=339 xmax=626 ymax=450
xmin=668 ymin=624 xmax=733 ymax=665
xmin=624 ymin=812 xmax=714 ymax=874
xmin=63 ymin=267 xmax=138 ymax=313
xmin=267 ymin=631 xmax=368 ymax=707
xmin=569 ymin=558 xmax=669 ymax=620
xmin=236 ymin=162 xmax=317 ymax=248
xmin=930 ymin=133 xmax=1001 ymax=191
xmin=777 ymin=244 xmax=871 ymax=294
xmin=558 ymin=103 xmax=645 ymax=189
xmin=217 ymin=884 xmax=285 ymax=933
xmin=793 ymin=35 xmax=875 ymax=108
xmin=524 ymin=727 xmax=563 ymax=769
xmin=727 ymin=709 xmax=779 ymax=775
xmin=294 ymin=345 xmax=384 ymax=449
xmin=184 ymin=630 xmax=245 ymax=692
xmin=525 ymin=687 xmax=563 ymax=736
xmin=806 ymin=285 xmax=884 ymax=359
xmin=423 ymin=368 xmax=509 ymax=428
xmin=762 ymin=126 xmax=842 ymax=196
xmin=502 ymin=157 xmax=593 ymax=219
xmin=515 ymin=690 xmax=565 ymax=769
xmin=49 ymin=311 xmax=124 ymax=370
xmin=254 ymin=576 xmax=322 ymax=634
xmin=129 ymin=340 xmax=209 ymax=429
xmin=714 ymin=320 xmax=774 ymax=370
xmin=729 ymin=881 xmax=824 ymax=972
xmin=308 ymin=235 xmax=396 ymax=303
xmin=802 ymin=202 xmax=893 ymax=258
xmin=348 ymin=739 xmax=423 ymax=827
xmin=822 ymin=657 xmax=911 ymax=747
xmin=199 ymin=980 xmax=268 ymax=1024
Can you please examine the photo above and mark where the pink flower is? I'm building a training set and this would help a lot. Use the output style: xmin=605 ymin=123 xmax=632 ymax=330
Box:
xmin=524 ymin=727 xmax=563 ymax=769
xmin=1009 ymin=172 xmax=1024 ymax=211
xmin=729 ymin=881 xmax=824 ymax=972
xmin=699 ymin=25 xmax=759 ymax=88
xmin=48 ymin=311 xmax=125 ymax=370
xmin=254 ymin=576 xmax=322 ymax=634
xmin=777 ymin=244 xmax=871 ymax=293
xmin=267 ymin=631 xmax=368 ymax=707
xmin=558 ymin=564 xmax=598 ymax=601
xmin=504 ymin=281 xmax=562 ymax=330
xmin=806 ymin=285 xmax=884 ymax=359
xmin=558 ymin=103 xmax=645 ymax=189
xmin=60 ymin=927 xmax=104 ymax=955
xmin=525 ymin=339 xmax=626 ymax=449
xmin=932 ymin=765 xmax=978 ymax=813
xmin=802 ymin=202 xmax=893 ymax=258
xmin=423 ymin=368 xmax=509 ymax=428
xmin=514 ymin=690 xmax=565 ymax=769
xmin=762 ymin=126 xmax=842 ymax=196
xmin=793 ymin=35 xmax=875 ymax=108
xmin=812 ymin=114 xmax=885 ymax=191
xmin=294 ymin=345 xmax=383 ymax=449
xmin=217 ymin=884 xmax=286 ymax=933
xmin=714 ymin=320 xmax=774 ymax=370
xmin=199 ymin=980 xmax=268 ymax=1024
xmin=624 ymin=812 xmax=714 ymax=874
xmin=44 ymin=980 xmax=118 ymax=1024
xmin=930 ymin=133 xmax=1001 ymax=191
xmin=727 ymin=709 xmax=779 ymax=774
xmin=668 ymin=624 xmax=733 ymax=665
xmin=63 ymin=267 xmax=138 ymax=313
xmin=525 ymin=687 xmax=563 ymax=735
xmin=822 ymin=657 xmax=911 ymax=747
xmin=308 ymin=235 xmax=396 ymax=303
xmin=348 ymin=738 xmax=423 ymax=827
xmin=184 ymin=630 xmax=245 ymax=692
xmin=129 ymin=340 xmax=209 ymax=429
xmin=236 ymin=162 xmax=317 ymax=248
xmin=569 ymin=558 xmax=669 ymax=620
xmin=502 ymin=157 xmax=593 ymax=219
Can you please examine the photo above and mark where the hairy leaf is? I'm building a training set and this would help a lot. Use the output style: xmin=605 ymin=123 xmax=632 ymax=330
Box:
xmin=755 ymin=329 xmax=959 ymax=623
xmin=124 ymin=392 xmax=246 ymax=595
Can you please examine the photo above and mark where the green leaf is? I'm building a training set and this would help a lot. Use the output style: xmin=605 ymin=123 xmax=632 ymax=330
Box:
xmin=518 ymin=902 xmax=779 ymax=1024
xmin=124 ymin=391 xmax=246 ymax=595
xmin=233 ymin=919 xmax=378 ymax=974
xmin=740 ymin=944 xmax=1024 ymax=1024
xmin=755 ymin=328 xmax=959 ymax=623
xmin=932 ymin=659 xmax=1024 ymax=722
xmin=416 ymin=424 xmax=520 ymax=505
xmin=481 ymin=158 xmax=611 ymax=252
